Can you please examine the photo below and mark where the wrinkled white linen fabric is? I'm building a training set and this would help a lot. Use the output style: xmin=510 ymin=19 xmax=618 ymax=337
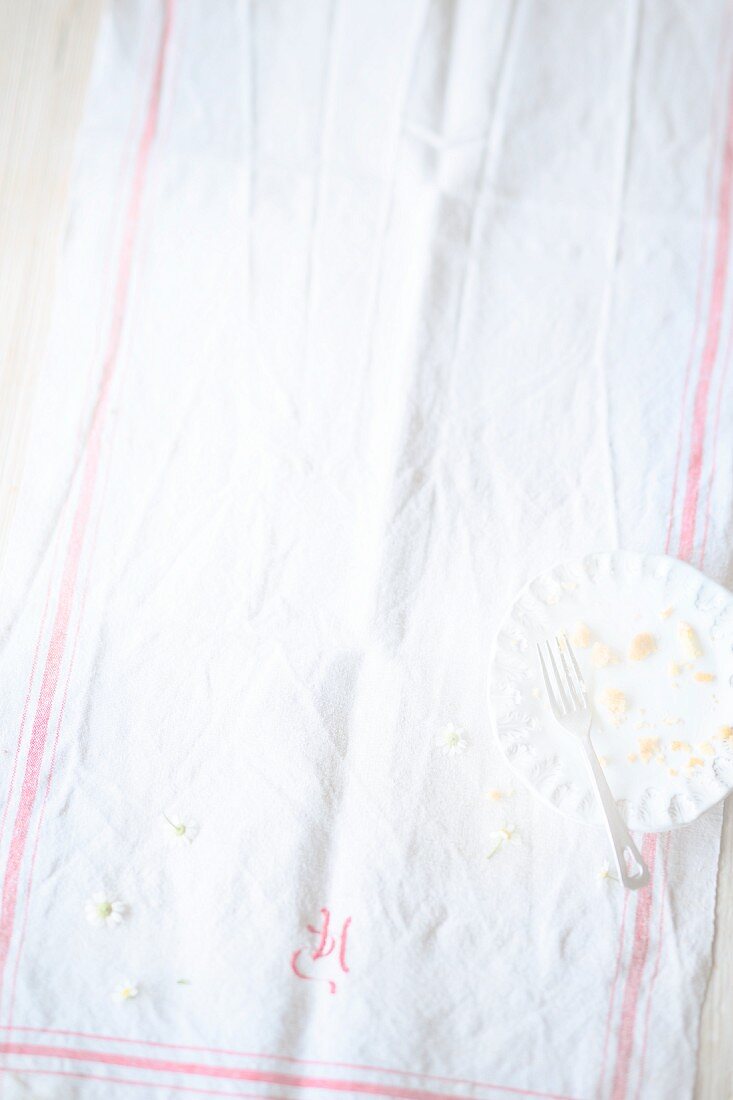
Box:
xmin=0 ymin=2 xmax=731 ymax=1098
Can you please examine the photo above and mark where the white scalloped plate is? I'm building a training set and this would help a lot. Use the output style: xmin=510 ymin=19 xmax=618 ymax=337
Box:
xmin=488 ymin=550 xmax=733 ymax=831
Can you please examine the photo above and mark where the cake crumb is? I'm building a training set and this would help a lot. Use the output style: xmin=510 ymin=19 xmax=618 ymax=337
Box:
xmin=669 ymin=768 xmax=679 ymax=777
xmin=638 ymin=736 xmax=661 ymax=763
xmin=599 ymin=756 xmax=609 ymax=768
xmin=687 ymin=756 xmax=705 ymax=769
xmin=718 ymin=725 xmax=733 ymax=742
xmin=592 ymin=643 xmax=619 ymax=669
xmin=678 ymin=621 xmax=703 ymax=660
xmin=660 ymin=606 xmax=674 ymax=620
xmin=694 ymin=671 xmax=715 ymax=683
xmin=629 ymin=632 xmax=656 ymax=661
xmin=570 ymin=622 xmax=592 ymax=648
xmin=699 ymin=742 xmax=715 ymax=756
xmin=667 ymin=661 xmax=682 ymax=679
xmin=662 ymin=715 xmax=682 ymax=726
xmin=627 ymin=753 xmax=638 ymax=763
xmin=600 ymin=687 xmax=627 ymax=720
xmin=671 ymin=740 xmax=692 ymax=752
xmin=487 ymin=789 xmax=506 ymax=801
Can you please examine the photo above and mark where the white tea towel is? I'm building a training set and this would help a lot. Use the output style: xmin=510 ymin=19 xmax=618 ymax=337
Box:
xmin=0 ymin=2 xmax=731 ymax=1098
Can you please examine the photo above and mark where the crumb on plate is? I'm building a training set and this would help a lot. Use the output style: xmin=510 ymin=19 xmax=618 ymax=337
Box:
xmin=718 ymin=725 xmax=733 ymax=742
xmin=571 ymin=622 xmax=592 ymax=648
xmin=671 ymin=740 xmax=692 ymax=752
xmin=694 ymin=671 xmax=715 ymax=683
xmin=687 ymin=756 xmax=705 ymax=769
xmin=699 ymin=742 xmax=715 ymax=756
xmin=668 ymin=661 xmax=682 ymax=679
xmin=629 ymin=632 xmax=656 ymax=661
xmin=638 ymin=736 xmax=661 ymax=763
xmin=678 ymin=621 xmax=702 ymax=660
xmin=600 ymin=687 xmax=627 ymax=720
xmin=669 ymin=768 xmax=679 ymax=776
xmin=627 ymin=752 xmax=638 ymax=763
xmin=660 ymin=606 xmax=674 ymax=619
xmin=592 ymin=643 xmax=619 ymax=669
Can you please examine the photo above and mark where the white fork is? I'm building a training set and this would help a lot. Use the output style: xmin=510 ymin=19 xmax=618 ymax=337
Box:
xmin=537 ymin=633 xmax=650 ymax=890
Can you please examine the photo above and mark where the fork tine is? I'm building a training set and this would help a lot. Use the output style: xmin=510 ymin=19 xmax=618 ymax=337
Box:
xmin=560 ymin=632 xmax=587 ymax=702
xmin=555 ymin=636 xmax=580 ymax=709
xmin=537 ymin=643 xmax=561 ymax=718
xmin=561 ymin=632 xmax=585 ymax=687
xmin=544 ymin=640 xmax=569 ymax=713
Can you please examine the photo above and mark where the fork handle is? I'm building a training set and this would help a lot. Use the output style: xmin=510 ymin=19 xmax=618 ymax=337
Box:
xmin=580 ymin=732 xmax=650 ymax=890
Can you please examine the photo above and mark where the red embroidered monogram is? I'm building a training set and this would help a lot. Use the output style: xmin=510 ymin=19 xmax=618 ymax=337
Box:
xmin=291 ymin=909 xmax=352 ymax=995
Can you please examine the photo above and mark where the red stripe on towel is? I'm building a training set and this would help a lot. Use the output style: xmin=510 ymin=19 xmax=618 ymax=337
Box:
xmin=0 ymin=1041 xmax=580 ymax=1100
xmin=609 ymin=834 xmax=658 ymax=1100
xmin=0 ymin=0 xmax=175 ymax=1005
xmin=678 ymin=65 xmax=733 ymax=561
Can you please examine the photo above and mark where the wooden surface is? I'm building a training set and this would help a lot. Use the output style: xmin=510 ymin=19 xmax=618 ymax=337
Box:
xmin=697 ymin=804 xmax=733 ymax=1100
xmin=0 ymin=4 xmax=729 ymax=1098
xmin=0 ymin=0 xmax=101 ymax=573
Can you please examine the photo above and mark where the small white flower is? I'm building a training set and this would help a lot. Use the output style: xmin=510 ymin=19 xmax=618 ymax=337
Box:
xmin=113 ymin=979 xmax=138 ymax=1002
xmin=598 ymin=861 xmax=617 ymax=883
xmin=85 ymin=892 xmax=127 ymax=928
xmin=436 ymin=723 xmax=468 ymax=756
xmin=487 ymin=823 xmax=519 ymax=860
xmin=162 ymin=812 xmax=200 ymax=844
